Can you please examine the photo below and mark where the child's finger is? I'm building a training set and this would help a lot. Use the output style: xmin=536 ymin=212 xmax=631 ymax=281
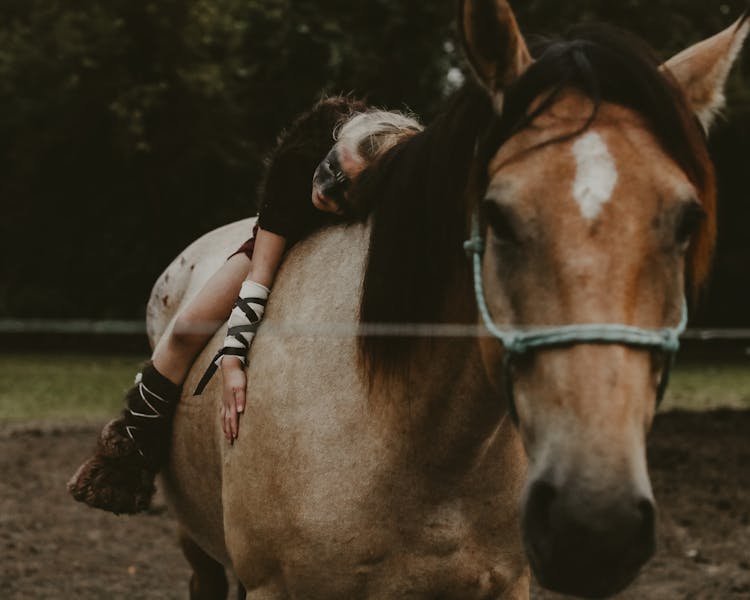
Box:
xmin=222 ymin=405 xmax=229 ymax=440
xmin=234 ymin=390 xmax=243 ymax=435
xmin=220 ymin=405 xmax=227 ymax=439
xmin=231 ymin=389 xmax=241 ymax=439
xmin=222 ymin=402 xmax=233 ymax=442
xmin=225 ymin=406 xmax=235 ymax=443
xmin=234 ymin=389 xmax=244 ymax=417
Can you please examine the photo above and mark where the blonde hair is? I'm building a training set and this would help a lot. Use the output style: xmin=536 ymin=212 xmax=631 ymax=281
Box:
xmin=335 ymin=110 xmax=423 ymax=163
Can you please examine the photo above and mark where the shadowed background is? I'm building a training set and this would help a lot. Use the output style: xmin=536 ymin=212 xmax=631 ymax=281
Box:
xmin=0 ymin=4 xmax=748 ymax=599
xmin=0 ymin=0 xmax=748 ymax=326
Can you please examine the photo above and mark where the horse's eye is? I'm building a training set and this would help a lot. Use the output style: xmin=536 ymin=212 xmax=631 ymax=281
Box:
xmin=676 ymin=202 xmax=705 ymax=246
xmin=482 ymin=200 xmax=519 ymax=244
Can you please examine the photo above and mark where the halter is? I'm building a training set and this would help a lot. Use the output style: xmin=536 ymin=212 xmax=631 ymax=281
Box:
xmin=464 ymin=210 xmax=688 ymax=425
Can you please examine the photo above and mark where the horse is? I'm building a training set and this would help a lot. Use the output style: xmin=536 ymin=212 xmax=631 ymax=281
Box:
xmin=150 ymin=1 xmax=748 ymax=598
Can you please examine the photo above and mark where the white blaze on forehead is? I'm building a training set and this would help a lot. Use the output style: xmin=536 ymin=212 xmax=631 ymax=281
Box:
xmin=571 ymin=131 xmax=619 ymax=220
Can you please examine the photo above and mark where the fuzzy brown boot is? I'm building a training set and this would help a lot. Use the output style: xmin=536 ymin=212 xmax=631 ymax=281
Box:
xmin=67 ymin=417 xmax=158 ymax=514
xmin=67 ymin=362 xmax=181 ymax=514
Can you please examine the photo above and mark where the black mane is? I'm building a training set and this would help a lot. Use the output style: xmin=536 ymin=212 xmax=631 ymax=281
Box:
xmin=358 ymin=24 xmax=714 ymax=383
xmin=356 ymin=82 xmax=493 ymax=379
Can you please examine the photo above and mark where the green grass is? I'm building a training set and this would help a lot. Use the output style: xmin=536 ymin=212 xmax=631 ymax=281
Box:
xmin=662 ymin=362 xmax=750 ymax=411
xmin=0 ymin=354 xmax=143 ymax=423
xmin=0 ymin=354 xmax=748 ymax=423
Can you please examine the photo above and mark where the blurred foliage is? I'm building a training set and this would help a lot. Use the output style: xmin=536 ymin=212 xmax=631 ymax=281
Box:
xmin=0 ymin=0 xmax=454 ymax=318
xmin=0 ymin=0 xmax=748 ymax=325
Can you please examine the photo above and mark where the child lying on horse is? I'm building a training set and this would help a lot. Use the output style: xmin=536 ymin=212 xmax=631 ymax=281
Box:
xmin=68 ymin=97 xmax=422 ymax=514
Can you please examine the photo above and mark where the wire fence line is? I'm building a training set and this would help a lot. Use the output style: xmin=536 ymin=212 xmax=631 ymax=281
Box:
xmin=1 ymin=319 xmax=749 ymax=341
xmin=0 ymin=319 xmax=147 ymax=335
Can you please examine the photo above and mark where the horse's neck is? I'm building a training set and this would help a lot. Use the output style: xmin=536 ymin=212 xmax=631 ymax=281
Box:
xmin=370 ymin=276 xmax=510 ymax=478
xmin=269 ymin=221 xmax=506 ymax=459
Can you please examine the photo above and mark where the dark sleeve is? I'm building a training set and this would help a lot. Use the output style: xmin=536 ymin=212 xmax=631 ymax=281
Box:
xmin=255 ymin=96 xmax=367 ymax=245
xmin=227 ymin=223 xmax=260 ymax=261
xmin=257 ymin=188 xmax=332 ymax=243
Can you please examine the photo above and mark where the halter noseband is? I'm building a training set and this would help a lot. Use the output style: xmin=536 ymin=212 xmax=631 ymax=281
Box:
xmin=464 ymin=210 xmax=688 ymax=425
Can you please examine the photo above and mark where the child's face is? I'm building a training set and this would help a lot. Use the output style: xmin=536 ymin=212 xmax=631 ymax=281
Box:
xmin=311 ymin=144 xmax=365 ymax=214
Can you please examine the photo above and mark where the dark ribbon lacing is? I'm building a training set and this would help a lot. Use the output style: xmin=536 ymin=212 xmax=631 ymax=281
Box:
xmin=193 ymin=295 xmax=267 ymax=395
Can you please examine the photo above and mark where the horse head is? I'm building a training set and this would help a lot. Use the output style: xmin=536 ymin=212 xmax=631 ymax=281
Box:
xmin=460 ymin=0 xmax=748 ymax=596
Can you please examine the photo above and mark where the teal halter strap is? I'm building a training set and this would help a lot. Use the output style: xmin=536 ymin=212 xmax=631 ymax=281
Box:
xmin=464 ymin=210 xmax=688 ymax=424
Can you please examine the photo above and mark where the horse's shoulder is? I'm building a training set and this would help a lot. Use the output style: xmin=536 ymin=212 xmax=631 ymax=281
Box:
xmin=269 ymin=221 xmax=371 ymax=320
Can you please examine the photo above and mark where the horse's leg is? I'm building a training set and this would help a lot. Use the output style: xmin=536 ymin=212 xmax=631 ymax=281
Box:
xmin=179 ymin=527 xmax=229 ymax=600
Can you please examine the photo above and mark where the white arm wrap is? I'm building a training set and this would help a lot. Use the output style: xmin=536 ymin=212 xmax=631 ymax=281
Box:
xmin=218 ymin=280 xmax=270 ymax=367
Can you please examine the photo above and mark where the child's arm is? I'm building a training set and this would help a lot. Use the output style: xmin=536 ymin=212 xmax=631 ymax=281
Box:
xmin=153 ymin=253 xmax=251 ymax=386
xmin=221 ymin=229 xmax=287 ymax=442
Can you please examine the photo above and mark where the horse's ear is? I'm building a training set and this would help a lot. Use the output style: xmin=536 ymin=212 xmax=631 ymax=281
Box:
xmin=459 ymin=0 xmax=533 ymax=108
xmin=663 ymin=13 xmax=750 ymax=132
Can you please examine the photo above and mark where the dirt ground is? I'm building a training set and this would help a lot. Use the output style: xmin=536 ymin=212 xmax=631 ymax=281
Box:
xmin=1 ymin=410 xmax=748 ymax=600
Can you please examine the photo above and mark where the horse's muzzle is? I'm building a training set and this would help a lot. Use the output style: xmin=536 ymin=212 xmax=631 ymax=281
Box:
xmin=522 ymin=478 xmax=655 ymax=598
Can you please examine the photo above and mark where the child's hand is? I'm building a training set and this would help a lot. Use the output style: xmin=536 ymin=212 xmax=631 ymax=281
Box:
xmin=221 ymin=357 xmax=247 ymax=442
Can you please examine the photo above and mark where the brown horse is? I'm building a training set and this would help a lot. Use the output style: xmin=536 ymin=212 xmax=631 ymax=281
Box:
xmin=151 ymin=2 xmax=748 ymax=598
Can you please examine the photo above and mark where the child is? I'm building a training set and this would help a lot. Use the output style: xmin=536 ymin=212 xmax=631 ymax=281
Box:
xmin=68 ymin=97 xmax=422 ymax=514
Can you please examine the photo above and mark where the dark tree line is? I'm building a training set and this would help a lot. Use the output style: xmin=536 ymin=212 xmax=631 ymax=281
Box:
xmin=1 ymin=0 xmax=748 ymax=325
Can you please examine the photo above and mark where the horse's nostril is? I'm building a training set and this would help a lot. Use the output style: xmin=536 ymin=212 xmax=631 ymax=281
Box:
xmin=526 ymin=480 xmax=557 ymax=533
xmin=523 ymin=485 xmax=657 ymax=598
xmin=638 ymin=498 xmax=654 ymax=524
xmin=636 ymin=497 xmax=656 ymax=550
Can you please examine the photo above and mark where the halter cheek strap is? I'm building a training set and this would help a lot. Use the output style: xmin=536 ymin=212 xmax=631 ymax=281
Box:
xmin=464 ymin=211 xmax=688 ymax=425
